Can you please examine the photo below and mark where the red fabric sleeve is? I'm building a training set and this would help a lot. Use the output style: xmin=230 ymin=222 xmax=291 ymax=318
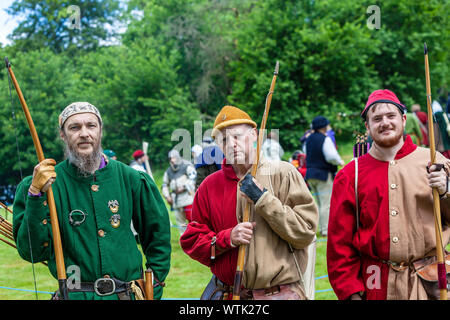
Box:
xmin=180 ymin=185 xmax=233 ymax=267
xmin=327 ymin=164 xmax=366 ymax=300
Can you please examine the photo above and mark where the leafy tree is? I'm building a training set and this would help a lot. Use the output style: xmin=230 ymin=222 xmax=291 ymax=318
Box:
xmin=0 ymin=48 xmax=78 ymax=184
xmin=0 ymin=0 xmax=448 ymax=185
xmin=124 ymin=0 xmax=254 ymax=116
xmin=72 ymin=39 xmax=201 ymax=167
xmin=6 ymin=0 xmax=122 ymax=54
xmin=227 ymin=0 xmax=449 ymax=152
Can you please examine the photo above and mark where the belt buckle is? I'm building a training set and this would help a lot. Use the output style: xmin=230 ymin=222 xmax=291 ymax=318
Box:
xmin=94 ymin=278 xmax=116 ymax=296
xmin=390 ymin=261 xmax=408 ymax=272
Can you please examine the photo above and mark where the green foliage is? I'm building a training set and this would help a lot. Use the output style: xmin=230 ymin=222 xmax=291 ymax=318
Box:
xmin=228 ymin=0 xmax=450 ymax=150
xmin=6 ymin=0 xmax=122 ymax=54
xmin=0 ymin=48 xmax=78 ymax=183
xmin=72 ymin=39 xmax=200 ymax=165
xmin=0 ymin=0 xmax=449 ymax=183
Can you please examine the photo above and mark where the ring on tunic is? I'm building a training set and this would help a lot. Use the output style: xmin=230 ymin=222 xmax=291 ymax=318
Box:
xmin=69 ymin=210 xmax=87 ymax=227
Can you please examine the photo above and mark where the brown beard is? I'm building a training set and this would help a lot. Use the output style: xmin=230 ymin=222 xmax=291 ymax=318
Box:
xmin=64 ymin=140 xmax=103 ymax=177
xmin=372 ymin=128 xmax=404 ymax=148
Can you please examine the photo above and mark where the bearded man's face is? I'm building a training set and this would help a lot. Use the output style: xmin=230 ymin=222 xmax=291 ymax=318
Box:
xmin=365 ymin=103 xmax=406 ymax=148
xmin=60 ymin=113 xmax=103 ymax=175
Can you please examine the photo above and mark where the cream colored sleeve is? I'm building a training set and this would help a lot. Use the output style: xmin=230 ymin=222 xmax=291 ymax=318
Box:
xmin=254 ymin=168 xmax=319 ymax=249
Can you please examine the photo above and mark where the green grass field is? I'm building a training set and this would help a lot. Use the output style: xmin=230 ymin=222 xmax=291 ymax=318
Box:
xmin=0 ymin=213 xmax=334 ymax=300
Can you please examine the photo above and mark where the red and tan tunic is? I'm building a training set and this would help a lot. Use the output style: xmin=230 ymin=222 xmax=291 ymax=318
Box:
xmin=327 ymin=135 xmax=450 ymax=300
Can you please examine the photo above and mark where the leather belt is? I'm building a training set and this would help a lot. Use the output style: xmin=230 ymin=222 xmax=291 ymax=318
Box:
xmin=215 ymin=277 xmax=284 ymax=300
xmin=364 ymin=254 xmax=413 ymax=272
xmin=241 ymin=285 xmax=283 ymax=300
xmin=381 ymin=259 xmax=411 ymax=271
xmin=69 ymin=277 xmax=131 ymax=296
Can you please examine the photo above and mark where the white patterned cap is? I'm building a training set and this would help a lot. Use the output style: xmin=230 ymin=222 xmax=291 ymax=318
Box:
xmin=59 ymin=102 xmax=102 ymax=129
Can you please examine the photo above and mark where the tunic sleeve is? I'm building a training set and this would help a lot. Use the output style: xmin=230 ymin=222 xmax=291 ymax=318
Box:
xmin=132 ymin=172 xmax=171 ymax=300
xmin=13 ymin=176 xmax=53 ymax=263
xmin=254 ymin=168 xmax=319 ymax=249
xmin=180 ymin=183 xmax=233 ymax=266
xmin=327 ymin=167 xmax=365 ymax=300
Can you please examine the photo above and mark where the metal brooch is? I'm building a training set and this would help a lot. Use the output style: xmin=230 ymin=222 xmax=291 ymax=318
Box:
xmin=107 ymin=200 xmax=119 ymax=213
xmin=109 ymin=214 xmax=121 ymax=228
xmin=69 ymin=209 xmax=87 ymax=227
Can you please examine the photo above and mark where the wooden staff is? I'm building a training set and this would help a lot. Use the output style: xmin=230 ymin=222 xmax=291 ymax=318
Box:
xmin=5 ymin=57 xmax=68 ymax=299
xmin=424 ymin=43 xmax=447 ymax=300
xmin=232 ymin=61 xmax=279 ymax=300
xmin=144 ymin=268 xmax=154 ymax=300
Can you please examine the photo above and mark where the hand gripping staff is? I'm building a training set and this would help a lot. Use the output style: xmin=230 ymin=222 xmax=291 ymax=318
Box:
xmin=5 ymin=57 xmax=69 ymax=300
xmin=423 ymin=44 xmax=448 ymax=300
xmin=232 ymin=61 xmax=279 ymax=300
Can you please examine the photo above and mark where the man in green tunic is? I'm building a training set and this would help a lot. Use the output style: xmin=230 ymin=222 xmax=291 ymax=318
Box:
xmin=13 ymin=102 xmax=171 ymax=300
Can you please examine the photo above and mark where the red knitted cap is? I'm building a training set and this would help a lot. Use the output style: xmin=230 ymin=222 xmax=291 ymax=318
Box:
xmin=361 ymin=89 xmax=406 ymax=120
xmin=132 ymin=149 xmax=144 ymax=159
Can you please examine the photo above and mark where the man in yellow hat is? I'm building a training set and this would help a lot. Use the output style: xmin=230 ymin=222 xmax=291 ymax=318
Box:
xmin=180 ymin=105 xmax=318 ymax=300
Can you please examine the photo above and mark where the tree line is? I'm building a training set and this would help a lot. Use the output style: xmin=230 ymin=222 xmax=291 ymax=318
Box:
xmin=0 ymin=0 xmax=448 ymax=184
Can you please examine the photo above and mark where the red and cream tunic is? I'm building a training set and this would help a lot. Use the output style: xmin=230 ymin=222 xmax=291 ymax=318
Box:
xmin=327 ymin=135 xmax=450 ymax=300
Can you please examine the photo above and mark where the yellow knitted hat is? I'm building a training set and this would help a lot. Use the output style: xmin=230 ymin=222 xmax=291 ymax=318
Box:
xmin=211 ymin=105 xmax=257 ymax=138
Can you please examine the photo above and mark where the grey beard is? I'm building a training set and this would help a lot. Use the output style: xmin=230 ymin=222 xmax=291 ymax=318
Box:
xmin=65 ymin=143 xmax=103 ymax=177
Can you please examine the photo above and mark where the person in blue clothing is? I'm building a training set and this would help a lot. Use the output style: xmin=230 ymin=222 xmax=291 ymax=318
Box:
xmin=304 ymin=116 xmax=344 ymax=237
xmin=194 ymin=137 xmax=224 ymax=190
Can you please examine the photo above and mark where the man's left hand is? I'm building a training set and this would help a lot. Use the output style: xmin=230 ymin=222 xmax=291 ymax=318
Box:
xmin=239 ymin=174 xmax=266 ymax=204
xmin=427 ymin=164 xmax=448 ymax=196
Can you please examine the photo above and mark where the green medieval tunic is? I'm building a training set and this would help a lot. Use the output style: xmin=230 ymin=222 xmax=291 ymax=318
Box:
xmin=13 ymin=158 xmax=171 ymax=300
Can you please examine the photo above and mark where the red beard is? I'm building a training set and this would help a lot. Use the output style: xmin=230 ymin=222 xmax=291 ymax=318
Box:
xmin=372 ymin=128 xmax=404 ymax=148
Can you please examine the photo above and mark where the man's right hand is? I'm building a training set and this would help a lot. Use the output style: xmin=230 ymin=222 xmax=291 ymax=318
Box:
xmin=231 ymin=222 xmax=256 ymax=246
xmin=29 ymin=159 xmax=57 ymax=195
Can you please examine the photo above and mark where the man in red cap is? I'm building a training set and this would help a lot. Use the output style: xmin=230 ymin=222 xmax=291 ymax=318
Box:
xmin=327 ymin=89 xmax=450 ymax=300
xmin=130 ymin=149 xmax=148 ymax=173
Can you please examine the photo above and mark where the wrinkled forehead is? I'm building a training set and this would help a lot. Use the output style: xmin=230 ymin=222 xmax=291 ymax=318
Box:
xmin=63 ymin=112 xmax=100 ymax=128
xmin=220 ymin=123 xmax=254 ymax=137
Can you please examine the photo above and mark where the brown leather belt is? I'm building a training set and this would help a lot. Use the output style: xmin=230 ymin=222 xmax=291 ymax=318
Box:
xmin=241 ymin=285 xmax=282 ymax=300
xmin=364 ymin=254 xmax=413 ymax=272
xmin=381 ymin=259 xmax=411 ymax=271
xmin=215 ymin=277 xmax=282 ymax=300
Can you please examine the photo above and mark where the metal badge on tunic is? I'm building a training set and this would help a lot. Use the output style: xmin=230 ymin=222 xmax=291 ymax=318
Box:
xmin=69 ymin=209 xmax=87 ymax=227
xmin=108 ymin=200 xmax=119 ymax=213
xmin=109 ymin=214 xmax=121 ymax=228
xmin=108 ymin=200 xmax=120 ymax=228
